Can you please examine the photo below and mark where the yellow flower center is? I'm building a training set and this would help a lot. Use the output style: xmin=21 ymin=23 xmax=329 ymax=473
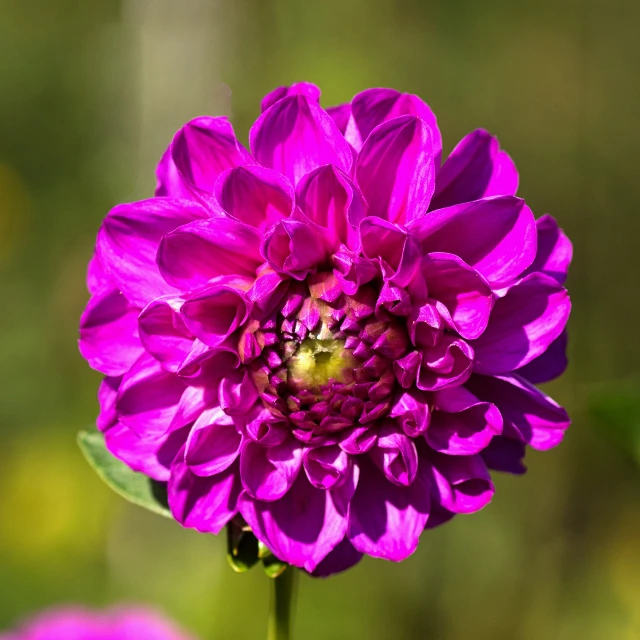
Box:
xmin=288 ymin=337 xmax=356 ymax=390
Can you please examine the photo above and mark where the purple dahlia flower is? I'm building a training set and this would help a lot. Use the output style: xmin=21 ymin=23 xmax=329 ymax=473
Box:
xmin=79 ymin=83 xmax=572 ymax=576
xmin=0 ymin=607 xmax=195 ymax=640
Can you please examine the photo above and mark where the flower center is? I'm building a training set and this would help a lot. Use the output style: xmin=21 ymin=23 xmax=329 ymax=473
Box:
xmin=287 ymin=337 xmax=357 ymax=391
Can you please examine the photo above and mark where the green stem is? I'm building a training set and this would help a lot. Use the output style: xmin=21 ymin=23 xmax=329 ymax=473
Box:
xmin=267 ymin=567 xmax=298 ymax=640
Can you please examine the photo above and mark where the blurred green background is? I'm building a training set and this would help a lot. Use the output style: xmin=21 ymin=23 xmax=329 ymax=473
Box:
xmin=1 ymin=0 xmax=639 ymax=638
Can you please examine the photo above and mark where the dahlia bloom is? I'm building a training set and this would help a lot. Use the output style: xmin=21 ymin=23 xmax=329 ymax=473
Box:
xmin=79 ymin=82 xmax=572 ymax=576
xmin=0 ymin=607 xmax=194 ymax=640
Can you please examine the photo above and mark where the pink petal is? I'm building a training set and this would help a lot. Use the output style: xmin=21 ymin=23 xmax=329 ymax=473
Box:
xmin=472 ymin=272 xmax=570 ymax=374
xmin=406 ymin=302 xmax=443 ymax=349
xmin=261 ymin=82 xmax=321 ymax=112
xmin=214 ymin=165 xmax=294 ymax=230
xmin=421 ymin=252 xmax=494 ymax=340
xmin=97 ymin=375 xmax=122 ymax=432
xmin=79 ymin=287 xmax=143 ymax=377
xmin=428 ymin=385 xmax=503 ymax=455
xmin=218 ymin=368 xmax=259 ymax=416
xmin=157 ymin=217 xmax=262 ymax=291
xmin=86 ymin=251 xmax=110 ymax=294
xmin=418 ymin=334 xmax=474 ymax=391
xmin=168 ymin=456 xmax=241 ymax=534
xmin=350 ymin=87 xmax=442 ymax=162
xmin=296 ymin=164 xmax=366 ymax=250
xmin=466 ymin=373 xmax=570 ymax=450
xmin=156 ymin=116 xmax=252 ymax=206
xmin=185 ymin=406 xmax=242 ymax=476
xmin=515 ymin=329 xmax=568 ymax=384
xmin=250 ymin=94 xmax=352 ymax=185
xmin=303 ymin=445 xmax=352 ymax=490
xmin=355 ymin=115 xmax=435 ymax=225
xmin=239 ymin=438 xmax=303 ymax=501
xmin=389 ymin=390 xmax=431 ymax=438
xmin=348 ymin=456 xmax=430 ymax=561
xmin=410 ymin=196 xmax=537 ymax=288
xmin=97 ymin=198 xmax=208 ymax=307
xmin=481 ymin=436 xmax=527 ymax=475
xmin=238 ymin=471 xmax=349 ymax=572
xmin=370 ymin=422 xmax=419 ymax=486
xmin=431 ymin=129 xmax=518 ymax=210
xmin=311 ymin=536 xmax=363 ymax=577
xmin=522 ymin=214 xmax=573 ymax=284
xmin=138 ymin=296 xmax=193 ymax=372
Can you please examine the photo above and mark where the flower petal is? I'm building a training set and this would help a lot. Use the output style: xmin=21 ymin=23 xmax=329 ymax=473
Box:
xmin=239 ymin=438 xmax=303 ymax=501
xmin=417 ymin=334 xmax=474 ymax=391
xmin=214 ymin=165 xmax=294 ymax=230
xmin=296 ymin=164 xmax=366 ymax=250
xmin=238 ymin=471 xmax=349 ymax=572
xmin=515 ymin=329 xmax=568 ymax=384
xmin=261 ymin=82 xmax=321 ymax=112
xmin=115 ymin=353 xmax=188 ymax=437
xmin=311 ymin=536 xmax=363 ymax=577
xmin=428 ymin=386 xmax=503 ymax=455
xmin=348 ymin=456 xmax=430 ymax=561
xmin=156 ymin=116 xmax=252 ymax=204
xmin=466 ymin=373 xmax=570 ymax=450
xmin=250 ymin=94 xmax=352 ymax=185
xmin=168 ymin=456 xmax=241 ymax=534
xmin=351 ymin=88 xmax=442 ymax=162
xmin=97 ymin=198 xmax=208 ymax=307
xmin=138 ymin=296 xmax=193 ymax=372
xmin=410 ymin=196 xmax=537 ymax=288
xmin=430 ymin=129 xmax=518 ymax=210
xmin=370 ymin=422 xmax=419 ymax=486
xmin=355 ymin=115 xmax=435 ymax=225
xmin=427 ymin=450 xmax=494 ymax=514
xmin=185 ymin=406 xmax=242 ymax=476
xmin=522 ymin=214 xmax=573 ymax=284
xmin=481 ymin=435 xmax=527 ymax=475
xmin=472 ymin=273 xmax=570 ymax=374
xmin=157 ymin=217 xmax=263 ymax=291
xmin=389 ymin=390 xmax=431 ymax=438
xmin=421 ymin=252 xmax=493 ymax=340
xmin=303 ymin=445 xmax=352 ymax=490
xmin=79 ymin=287 xmax=143 ymax=376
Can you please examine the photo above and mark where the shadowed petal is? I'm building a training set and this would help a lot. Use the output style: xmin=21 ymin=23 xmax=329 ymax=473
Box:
xmin=481 ymin=435 xmax=527 ymax=475
xmin=312 ymin=536 xmax=363 ymax=577
xmin=410 ymin=196 xmax=536 ymax=288
xmin=431 ymin=129 xmax=518 ymax=210
xmin=261 ymin=82 xmax=321 ymax=112
xmin=522 ymin=214 xmax=573 ymax=284
xmin=472 ymin=273 xmax=570 ymax=374
xmin=516 ymin=329 xmax=568 ymax=384
xmin=417 ymin=334 xmax=474 ymax=391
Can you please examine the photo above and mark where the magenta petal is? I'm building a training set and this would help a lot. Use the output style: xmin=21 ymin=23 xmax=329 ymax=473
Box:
xmin=351 ymin=88 xmax=442 ymax=162
xmin=428 ymin=451 xmax=494 ymax=514
xmin=389 ymin=390 xmax=431 ymax=438
xmin=97 ymin=198 xmax=208 ymax=307
xmin=219 ymin=368 xmax=259 ymax=416
xmin=417 ymin=334 xmax=474 ymax=391
xmin=431 ymin=129 xmax=518 ymax=210
xmin=168 ymin=456 xmax=241 ymax=534
xmin=97 ymin=375 xmax=122 ymax=432
xmin=115 ymin=353 xmax=187 ymax=437
xmin=215 ymin=165 xmax=294 ymax=230
xmin=472 ymin=272 xmax=571 ymax=374
xmin=406 ymin=302 xmax=443 ymax=349
xmin=238 ymin=471 xmax=349 ymax=572
xmin=312 ymin=536 xmax=363 ymax=577
xmin=138 ymin=296 xmax=193 ymax=372
xmin=421 ymin=252 xmax=494 ymax=340
xmin=339 ymin=426 xmax=378 ymax=454
xmin=262 ymin=217 xmax=330 ymax=280
xmin=156 ymin=116 xmax=252 ymax=204
xmin=522 ymin=214 xmax=573 ymax=284
xmin=239 ymin=438 xmax=302 ymax=501
xmin=348 ymin=456 xmax=430 ymax=561
xmin=185 ymin=406 xmax=242 ymax=476
xmin=481 ymin=435 xmax=527 ymax=475
xmin=326 ymin=103 xmax=352 ymax=134
xmin=428 ymin=386 xmax=502 ymax=455
xmin=157 ymin=217 xmax=262 ymax=290
xmin=466 ymin=373 xmax=570 ymax=450
xmin=303 ymin=444 xmax=352 ymax=490
xmin=250 ymin=94 xmax=352 ymax=185
xmin=296 ymin=164 xmax=366 ymax=250
xmin=79 ymin=287 xmax=143 ymax=377
xmin=105 ymin=423 xmax=188 ymax=482
xmin=86 ymin=251 xmax=110 ymax=294
xmin=410 ymin=196 xmax=537 ymax=288
xmin=355 ymin=115 xmax=435 ymax=225
xmin=247 ymin=271 xmax=291 ymax=318
xmin=516 ymin=329 xmax=568 ymax=384
xmin=181 ymin=279 xmax=251 ymax=347
xmin=370 ymin=422 xmax=419 ymax=486
xmin=261 ymin=82 xmax=321 ymax=112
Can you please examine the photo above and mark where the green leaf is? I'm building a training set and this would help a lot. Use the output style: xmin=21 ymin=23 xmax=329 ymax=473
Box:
xmin=77 ymin=430 xmax=172 ymax=518
xmin=226 ymin=523 xmax=260 ymax=573
xmin=262 ymin=553 xmax=288 ymax=579
xmin=589 ymin=380 xmax=640 ymax=465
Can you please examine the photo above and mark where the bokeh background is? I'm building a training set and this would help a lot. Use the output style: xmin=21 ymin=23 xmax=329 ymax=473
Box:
xmin=1 ymin=0 xmax=639 ymax=638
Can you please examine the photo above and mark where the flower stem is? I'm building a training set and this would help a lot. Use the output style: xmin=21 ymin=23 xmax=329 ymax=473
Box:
xmin=267 ymin=567 xmax=298 ymax=640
